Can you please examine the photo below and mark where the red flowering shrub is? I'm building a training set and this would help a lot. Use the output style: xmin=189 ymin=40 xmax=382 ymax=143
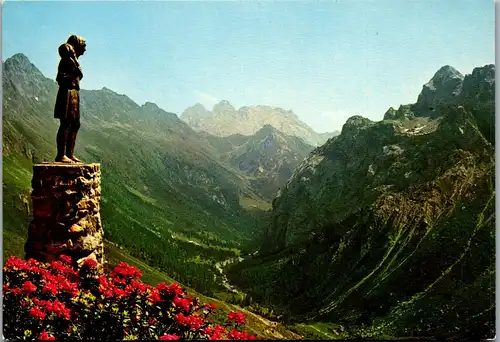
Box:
xmin=3 ymin=255 xmax=256 ymax=340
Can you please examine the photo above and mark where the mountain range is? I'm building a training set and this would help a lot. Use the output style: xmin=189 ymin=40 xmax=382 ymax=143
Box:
xmin=181 ymin=101 xmax=339 ymax=146
xmin=2 ymin=52 xmax=495 ymax=340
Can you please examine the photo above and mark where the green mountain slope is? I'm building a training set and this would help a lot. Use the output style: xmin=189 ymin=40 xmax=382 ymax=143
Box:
xmin=2 ymin=53 xmax=262 ymax=296
xmin=226 ymin=65 xmax=495 ymax=340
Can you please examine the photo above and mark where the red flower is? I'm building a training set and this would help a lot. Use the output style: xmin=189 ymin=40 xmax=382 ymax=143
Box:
xmin=228 ymin=311 xmax=246 ymax=325
xmin=59 ymin=255 xmax=72 ymax=264
xmin=174 ymin=313 xmax=186 ymax=325
xmin=156 ymin=282 xmax=168 ymax=292
xmin=167 ymin=283 xmax=184 ymax=296
xmin=98 ymin=275 xmax=109 ymax=286
xmin=114 ymin=278 xmax=127 ymax=287
xmin=111 ymin=262 xmax=142 ymax=279
xmin=213 ymin=325 xmax=225 ymax=334
xmin=42 ymin=283 xmax=58 ymax=296
xmin=59 ymin=279 xmax=79 ymax=297
xmin=113 ymin=287 xmax=126 ymax=298
xmin=83 ymin=258 xmax=98 ymax=268
xmin=42 ymin=300 xmax=72 ymax=320
xmin=209 ymin=324 xmax=226 ymax=339
xmin=10 ymin=287 xmax=23 ymax=296
xmin=50 ymin=261 xmax=64 ymax=271
xmin=228 ymin=330 xmax=254 ymax=340
xmin=38 ymin=331 xmax=56 ymax=340
xmin=27 ymin=258 xmax=39 ymax=266
xmin=173 ymin=296 xmax=191 ymax=312
xmin=185 ymin=315 xmax=203 ymax=330
xmin=130 ymin=279 xmax=147 ymax=293
xmin=5 ymin=256 xmax=28 ymax=270
xmin=22 ymin=281 xmax=37 ymax=294
xmin=29 ymin=306 xmax=46 ymax=320
xmin=204 ymin=303 xmax=217 ymax=310
xmin=147 ymin=289 xmax=163 ymax=303
xmin=159 ymin=334 xmax=180 ymax=340
xmin=229 ymin=329 xmax=242 ymax=340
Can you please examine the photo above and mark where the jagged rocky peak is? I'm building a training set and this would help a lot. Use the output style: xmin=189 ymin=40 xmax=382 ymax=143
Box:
xmin=430 ymin=65 xmax=464 ymax=86
xmin=213 ymin=100 xmax=237 ymax=115
xmin=3 ymin=53 xmax=53 ymax=99
xmin=192 ymin=103 xmax=209 ymax=111
xmin=415 ymin=65 xmax=464 ymax=112
xmin=255 ymin=124 xmax=281 ymax=143
xmin=384 ymin=107 xmax=397 ymax=120
xmin=341 ymin=115 xmax=374 ymax=135
xmin=470 ymin=64 xmax=495 ymax=81
xmin=461 ymin=64 xmax=495 ymax=102
xmin=384 ymin=104 xmax=415 ymax=121
xmin=5 ymin=53 xmax=31 ymax=67
xmin=181 ymin=103 xmax=212 ymax=120
xmin=4 ymin=53 xmax=45 ymax=77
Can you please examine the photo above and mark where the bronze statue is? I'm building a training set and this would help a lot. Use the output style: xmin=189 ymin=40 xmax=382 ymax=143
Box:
xmin=54 ymin=35 xmax=86 ymax=163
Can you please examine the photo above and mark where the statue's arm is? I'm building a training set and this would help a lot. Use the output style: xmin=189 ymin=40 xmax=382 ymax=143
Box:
xmin=56 ymin=58 xmax=82 ymax=89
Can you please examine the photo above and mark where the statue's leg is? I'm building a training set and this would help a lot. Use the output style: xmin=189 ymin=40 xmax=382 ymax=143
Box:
xmin=55 ymin=119 xmax=73 ymax=163
xmin=66 ymin=118 xmax=82 ymax=163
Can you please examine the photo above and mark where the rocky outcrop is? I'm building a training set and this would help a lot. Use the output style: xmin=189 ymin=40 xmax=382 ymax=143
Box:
xmin=383 ymin=105 xmax=415 ymax=120
xmin=24 ymin=163 xmax=104 ymax=269
xmin=414 ymin=65 xmax=464 ymax=116
xmin=461 ymin=64 xmax=495 ymax=103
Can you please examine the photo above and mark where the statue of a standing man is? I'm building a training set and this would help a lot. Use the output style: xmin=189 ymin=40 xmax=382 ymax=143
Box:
xmin=54 ymin=35 xmax=87 ymax=163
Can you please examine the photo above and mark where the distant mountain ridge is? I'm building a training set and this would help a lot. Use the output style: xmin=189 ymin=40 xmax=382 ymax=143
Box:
xmin=181 ymin=101 xmax=338 ymax=146
xmin=203 ymin=124 xmax=315 ymax=200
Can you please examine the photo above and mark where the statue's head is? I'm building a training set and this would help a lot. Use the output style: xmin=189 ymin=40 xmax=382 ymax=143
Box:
xmin=66 ymin=35 xmax=87 ymax=57
xmin=58 ymin=43 xmax=76 ymax=59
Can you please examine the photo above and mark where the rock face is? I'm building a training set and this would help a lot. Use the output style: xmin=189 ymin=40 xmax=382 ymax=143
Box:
xmin=414 ymin=65 xmax=464 ymax=115
xmin=24 ymin=163 xmax=104 ymax=268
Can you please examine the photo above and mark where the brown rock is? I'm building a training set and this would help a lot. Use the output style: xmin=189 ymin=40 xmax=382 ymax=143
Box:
xmin=69 ymin=224 xmax=84 ymax=233
xmin=75 ymin=231 xmax=102 ymax=253
xmin=45 ymin=240 xmax=73 ymax=254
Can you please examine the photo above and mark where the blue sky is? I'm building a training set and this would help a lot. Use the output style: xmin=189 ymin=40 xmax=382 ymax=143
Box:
xmin=2 ymin=1 xmax=495 ymax=133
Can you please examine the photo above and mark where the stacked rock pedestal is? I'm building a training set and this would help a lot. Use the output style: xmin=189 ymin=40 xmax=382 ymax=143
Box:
xmin=24 ymin=163 xmax=104 ymax=269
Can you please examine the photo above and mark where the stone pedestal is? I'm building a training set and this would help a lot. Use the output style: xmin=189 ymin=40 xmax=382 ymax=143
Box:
xmin=24 ymin=163 xmax=104 ymax=268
